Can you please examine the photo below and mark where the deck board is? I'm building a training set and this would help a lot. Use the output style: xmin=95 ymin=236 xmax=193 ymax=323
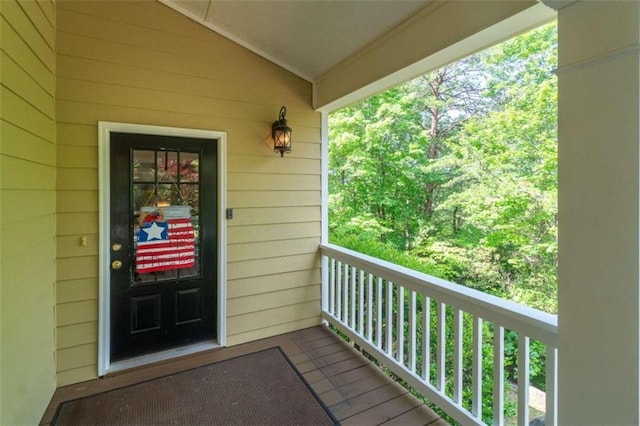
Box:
xmin=341 ymin=393 xmax=426 ymax=425
xmin=319 ymin=374 xmax=390 ymax=406
xmin=379 ymin=404 xmax=443 ymax=426
xmin=40 ymin=325 xmax=445 ymax=425
xmin=328 ymin=383 xmax=408 ymax=420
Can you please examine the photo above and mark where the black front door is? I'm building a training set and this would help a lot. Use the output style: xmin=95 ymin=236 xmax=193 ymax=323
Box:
xmin=109 ymin=132 xmax=217 ymax=362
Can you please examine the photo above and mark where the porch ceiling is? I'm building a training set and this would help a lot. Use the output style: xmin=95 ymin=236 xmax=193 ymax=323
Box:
xmin=159 ymin=0 xmax=432 ymax=82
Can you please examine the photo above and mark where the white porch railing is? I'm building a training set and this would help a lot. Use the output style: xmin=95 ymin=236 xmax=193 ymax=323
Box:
xmin=320 ymin=243 xmax=558 ymax=426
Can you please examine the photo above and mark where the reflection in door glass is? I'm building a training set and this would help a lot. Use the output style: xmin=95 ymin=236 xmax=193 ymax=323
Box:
xmin=131 ymin=149 xmax=201 ymax=284
xmin=157 ymin=151 xmax=178 ymax=182
xmin=180 ymin=152 xmax=199 ymax=182
xmin=133 ymin=150 xmax=155 ymax=182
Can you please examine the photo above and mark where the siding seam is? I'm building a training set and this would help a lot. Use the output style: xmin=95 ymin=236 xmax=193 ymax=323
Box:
xmin=15 ymin=0 xmax=55 ymax=51
xmin=227 ymin=298 xmax=322 ymax=319
xmin=0 ymin=15 xmax=54 ymax=74
xmin=1 ymin=50 xmax=55 ymax=98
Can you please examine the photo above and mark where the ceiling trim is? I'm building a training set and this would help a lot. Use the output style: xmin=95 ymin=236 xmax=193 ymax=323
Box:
xmin=157 ymin=0 xmax=314 ymax=82
xmin=315 ymin=2 xmax=556 ymax=112
xmin=538 ymin=0 xmax=579 ymax=11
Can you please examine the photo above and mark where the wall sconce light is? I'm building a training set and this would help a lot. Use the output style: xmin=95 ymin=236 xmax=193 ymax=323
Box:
xmin=272 ymin=106 xmax=292 ymax=157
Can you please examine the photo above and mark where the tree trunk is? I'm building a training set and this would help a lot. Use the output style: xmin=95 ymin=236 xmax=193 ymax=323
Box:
xmin=423 ymin=71 xmax=444 ymax=219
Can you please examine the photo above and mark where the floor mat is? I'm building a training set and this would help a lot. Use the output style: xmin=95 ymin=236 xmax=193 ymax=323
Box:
xmin=53 ymin=347 xmax=339 ymax=425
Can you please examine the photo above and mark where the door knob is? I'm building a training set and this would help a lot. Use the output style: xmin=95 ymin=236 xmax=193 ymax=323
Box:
xmin=112 ymin=260 xmax=123 ymax=270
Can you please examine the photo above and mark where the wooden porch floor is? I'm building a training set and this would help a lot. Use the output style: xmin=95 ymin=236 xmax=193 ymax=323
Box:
xmin=41 ymin=325 xmax=446 ymax=425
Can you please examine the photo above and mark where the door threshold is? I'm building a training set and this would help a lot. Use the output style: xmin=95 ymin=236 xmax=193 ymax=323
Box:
xmin=106 ymin=341 xmax=220 ymax=375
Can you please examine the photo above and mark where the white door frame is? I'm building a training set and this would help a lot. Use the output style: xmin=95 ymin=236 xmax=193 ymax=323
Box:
xmin=97 ymin=121 xmax=227 ymax=376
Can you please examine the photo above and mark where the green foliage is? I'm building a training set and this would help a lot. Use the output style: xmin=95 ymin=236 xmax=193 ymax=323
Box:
xmin=329 ymin=231 xmax=445 ymax=277
xmin=329 ymin=22 xmax=557 ymax=313
xmin=329 ymin=22 xmax=558 ymax=423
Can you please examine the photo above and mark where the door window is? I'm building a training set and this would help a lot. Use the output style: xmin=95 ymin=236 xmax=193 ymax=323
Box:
xmin=132 ymin=149 xmax=201 ymax=283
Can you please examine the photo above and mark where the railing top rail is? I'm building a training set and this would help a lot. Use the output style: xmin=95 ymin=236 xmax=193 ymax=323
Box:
xmin=321 ymin=243 xmax=558 ymax=346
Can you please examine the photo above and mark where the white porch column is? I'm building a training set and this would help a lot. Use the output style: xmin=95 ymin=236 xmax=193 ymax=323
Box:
xmin=557 ymin=1 xmax=640 ymax=424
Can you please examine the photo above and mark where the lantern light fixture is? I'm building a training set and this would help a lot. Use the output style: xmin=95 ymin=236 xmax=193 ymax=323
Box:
xmin=272 ymin=106 xmax=292 ymax=157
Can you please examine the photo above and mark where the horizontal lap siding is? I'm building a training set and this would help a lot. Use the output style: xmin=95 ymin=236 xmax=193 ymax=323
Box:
xmin=0 ymin=0 xmax=57 ymax=424
xmin=55 ymin=0 xmax=321 ymax=385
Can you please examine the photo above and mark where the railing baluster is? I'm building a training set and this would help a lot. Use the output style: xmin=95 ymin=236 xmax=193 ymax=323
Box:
xmin=422 ymin=295 xmax=431 ymax=381
xmin=518 ymin=335 xmax=530 ymax=426
xmin=358 ymin=269 xmax=365 ymax=335
xmin=376 ymin=277 xmax=383 ymax=348
xmin=409 ymin=291 xmax=417 ymax=373
xmin=350 ymin=266 xmax=357 ymax=329
xmin=343 ymin=263 xmax=349 ymax=324
xmin=397 ymin=285 xmax=405 ymax=364
xmin=329 ymin=258 xmax=335 ymax=315
xmin=453 ymin=308 xmax=463 ymax=403
xmin=472 ymin=316 xmax=483 ymax=419
xmin=546 ymin=346 xmax=558 ymax=426
xmin=386 ymin=281 xmax=394 ymax=355
xmin=367 ymin=273 xmax=373 ymax=341
xmin=493 ymin=325 xmax=505 ymax=425
xmin=336 ymin=261 xmax=342 ymax=321
xmin=436 ymin=302 xmax=446 ymax=391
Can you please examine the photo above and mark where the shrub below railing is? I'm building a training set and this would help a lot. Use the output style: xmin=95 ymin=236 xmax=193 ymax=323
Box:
xmin=321 ymin=243 xmax=557 ymax=426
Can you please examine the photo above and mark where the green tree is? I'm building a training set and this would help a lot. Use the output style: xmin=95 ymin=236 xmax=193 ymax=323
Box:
xmin=329 ymin=88 xmax=427 ymax=250
xmin=329 ymin=19 xmax=558 ymax=311
xmin=329 ymin=22 xmax=558 ymax=423
xmin=418 ymin=22 xmax=558 ymax=311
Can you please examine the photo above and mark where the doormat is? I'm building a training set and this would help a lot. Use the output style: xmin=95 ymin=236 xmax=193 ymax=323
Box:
xmin=52 ymin=347 xmax=339 ymax=425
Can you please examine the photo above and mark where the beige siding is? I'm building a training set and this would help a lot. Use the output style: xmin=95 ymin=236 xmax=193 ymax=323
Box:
xmin=55 ymin=0 xmax=321 ymax=385
xmin=0 ymin=0 xmax=57 ymax=424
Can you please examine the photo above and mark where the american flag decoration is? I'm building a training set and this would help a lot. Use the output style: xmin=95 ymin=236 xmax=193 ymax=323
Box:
xmin=135 ymin=206 xmax=195 ymax=273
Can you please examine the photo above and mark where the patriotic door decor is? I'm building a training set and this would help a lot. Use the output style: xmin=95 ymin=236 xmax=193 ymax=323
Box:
xmin=135 ymin=205 xmax=195 ymax=273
